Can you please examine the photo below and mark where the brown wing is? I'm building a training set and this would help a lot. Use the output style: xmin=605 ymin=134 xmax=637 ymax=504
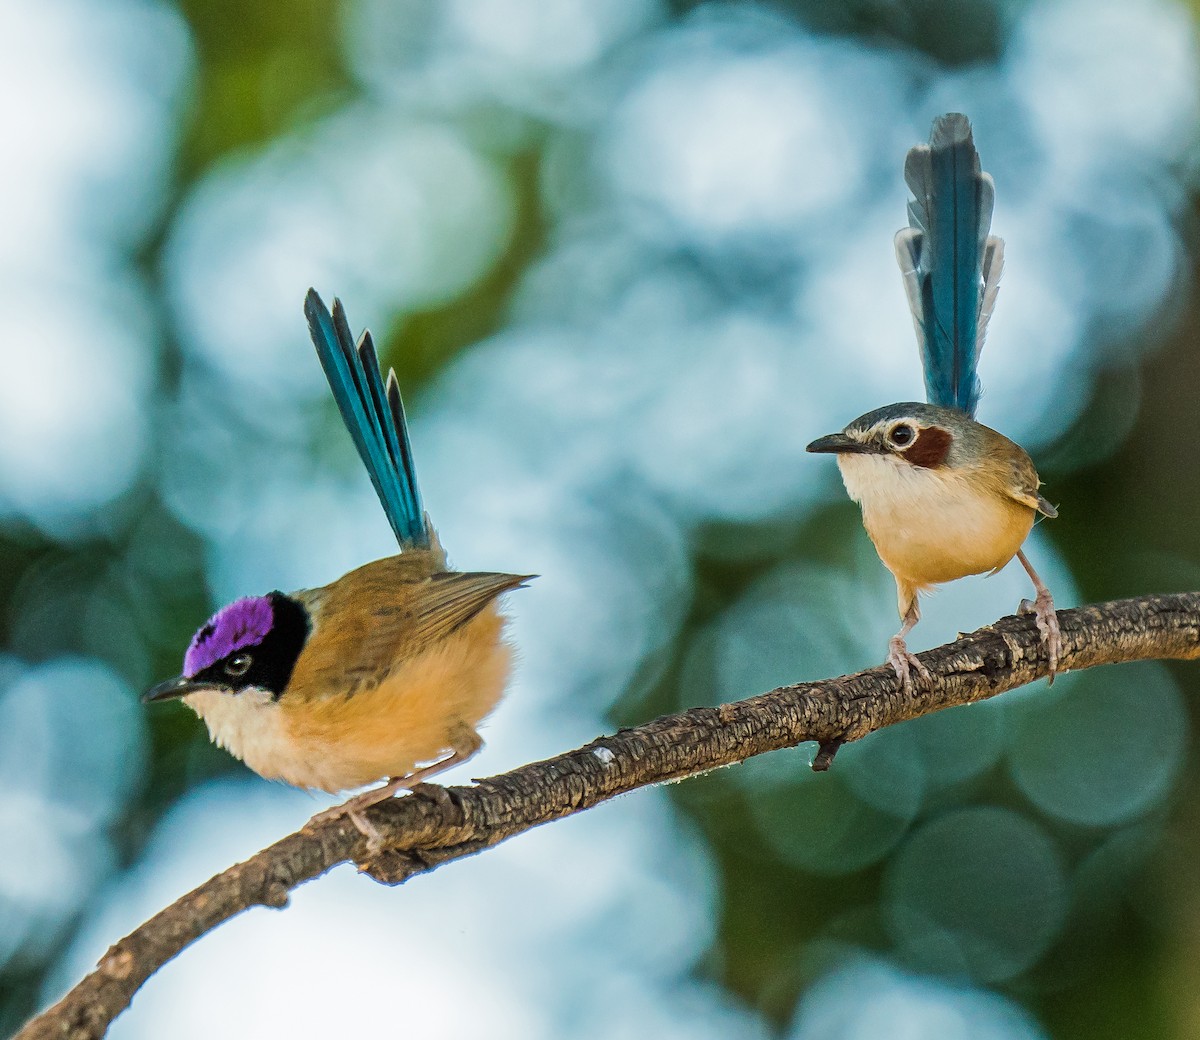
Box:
xmin=1003 ymin=461 xmax=1057 ymax=517
xmin=289 ymin=554 xmax=532 ymax=699
xmin=407 ymin=572 xmax=534 ymax=649
xmin=979 ymin=428 xmax=1057 ymax=518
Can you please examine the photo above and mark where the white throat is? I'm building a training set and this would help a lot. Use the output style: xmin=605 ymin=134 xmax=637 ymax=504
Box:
xmin=183 ymin=687 xmax=292 ymax=779
xmin=835 ymin=452 xmax=933 ymax=509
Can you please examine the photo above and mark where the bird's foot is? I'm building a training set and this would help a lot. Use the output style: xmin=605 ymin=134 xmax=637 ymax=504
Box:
xmin=306 ymin=777 xmax=412 ymax=852
xmin=888 ymin=635 xmax=931 ymax=694
xmin=304 ymin=743 xmax=479 ymax=852
xmin=1019 ymin=588 xmax=1062 ymax=682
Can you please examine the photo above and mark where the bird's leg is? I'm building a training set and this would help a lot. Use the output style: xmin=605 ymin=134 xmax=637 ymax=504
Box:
xmin=306 ymin=728 xmax=484 ymax=849
xmin=887 ymin=597 xmax=931 ymax=695
xmin=1016 ymin=549 xmax=1061 ymax=682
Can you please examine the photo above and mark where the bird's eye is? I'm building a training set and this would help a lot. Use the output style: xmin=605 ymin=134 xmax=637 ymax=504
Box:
xmin=890 ymin=424 xmax=915 ymax=447
xmin=225 ymin=654 xmax=252 ymax=677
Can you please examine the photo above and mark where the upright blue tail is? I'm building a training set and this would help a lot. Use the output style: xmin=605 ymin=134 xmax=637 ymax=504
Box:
xmin=894 ymin=113 xmax=1004 ymax=418
xmin=304 ymin=289 xmax=430 ymax=550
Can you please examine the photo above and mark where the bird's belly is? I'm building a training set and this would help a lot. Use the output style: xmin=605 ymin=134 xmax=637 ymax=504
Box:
xmin=841 ymin=457 xmax=1034 ymax=587
xmin=277 ymin=606 xmax=511 ymax=793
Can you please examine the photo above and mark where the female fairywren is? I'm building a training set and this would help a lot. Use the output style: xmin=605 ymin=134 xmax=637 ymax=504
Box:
xmin=807 ymin=114 xmax=1061 ymax=690
xmin=146 ymin=291 xmax=531 ymax=827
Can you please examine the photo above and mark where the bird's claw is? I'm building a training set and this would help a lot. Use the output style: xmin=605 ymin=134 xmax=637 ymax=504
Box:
xmin=302 ymin=744 xmax=477 ymax=855
xmin=888 ymin=635 xmax=931 ymax=694
xmin=348 ymin=809 xmax=385 ymax=854
xmin=304 ymin=777 xmax=408 ymax=853
xmin=306 ymin=800 xmax=387 ymax=852
xmin=1019 ymin=590 xmax=1062 ymax=683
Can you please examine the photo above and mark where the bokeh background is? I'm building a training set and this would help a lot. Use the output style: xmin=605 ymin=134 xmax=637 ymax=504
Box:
xmin=3 ymin=0 xmax=1200 ymax=1037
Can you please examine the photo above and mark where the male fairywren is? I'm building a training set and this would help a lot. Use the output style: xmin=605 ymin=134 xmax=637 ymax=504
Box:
xmin=146 ymin=291 xmax=532 ymax=829
xmin=807 ymin=114 xmax=1061 ymax=690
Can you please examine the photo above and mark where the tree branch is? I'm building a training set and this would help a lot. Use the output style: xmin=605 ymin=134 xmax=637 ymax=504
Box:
xmin=18 ymin=592 xmax=1200 ymax=1040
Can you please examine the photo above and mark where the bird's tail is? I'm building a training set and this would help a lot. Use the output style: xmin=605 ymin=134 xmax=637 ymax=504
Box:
xmin=894 ymin=113 xmax=1003 ymax=418
xmin=304 ymin=289 xmax=430 ymax=550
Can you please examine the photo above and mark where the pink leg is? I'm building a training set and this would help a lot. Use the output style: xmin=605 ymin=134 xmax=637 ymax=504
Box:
xmin=1017 ymin=549 xmax=1061 ymax=682
xmin=887 ymin=601 xmax=931 ymax=695
xmin=307 ymin=729 xmax=483 ymax=849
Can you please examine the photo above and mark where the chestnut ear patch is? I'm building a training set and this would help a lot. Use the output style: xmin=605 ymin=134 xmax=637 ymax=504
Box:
xmin=904 ymin=426 xmax=953 ymax=468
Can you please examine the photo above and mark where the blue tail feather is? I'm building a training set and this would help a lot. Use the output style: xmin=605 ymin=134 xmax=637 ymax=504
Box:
xmin=356 ymin=328 xmax=424 ymax=531
xmin=895 ymin=113 xmax=1001 ymax=417
xmin=304 ymin=289 xmax=429 ymax=550
xmin=385 ymin=369 xmax=421 ymax=526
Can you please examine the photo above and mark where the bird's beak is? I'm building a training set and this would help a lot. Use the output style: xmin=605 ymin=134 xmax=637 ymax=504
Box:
xmin=806 ymin=433 xmax=883 ymax=455
xmin=142 ymin=676 xmax=223 ymax=703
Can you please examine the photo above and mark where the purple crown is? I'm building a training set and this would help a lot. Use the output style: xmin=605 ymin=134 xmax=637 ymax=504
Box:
xmin=183 ymin=596 xmax=275 ymax=678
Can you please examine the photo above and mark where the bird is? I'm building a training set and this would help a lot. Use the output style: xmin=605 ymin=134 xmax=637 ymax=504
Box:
xmin=806 ymin=113 xmax=1061 ymax=691
xmin=145 ymin=289 xmax=532 ymax=833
